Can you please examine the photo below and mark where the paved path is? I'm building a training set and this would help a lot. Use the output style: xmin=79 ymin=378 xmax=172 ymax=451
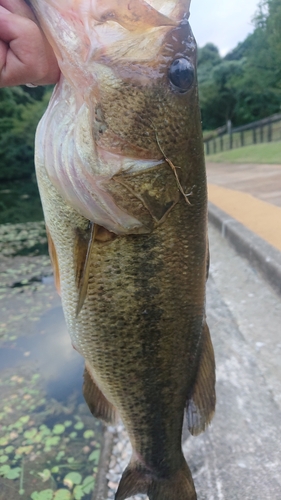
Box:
xmin=207 ymin=162 xmax=281 ymax=207
xmin=185 ymin=225 xmax=281 ymax=500
xmin=207 ymin=162 xmax=281 ymax=252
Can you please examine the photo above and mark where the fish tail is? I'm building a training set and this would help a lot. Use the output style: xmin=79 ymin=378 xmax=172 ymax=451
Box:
xmin=115 ymin=459 xmax=197 ymax=500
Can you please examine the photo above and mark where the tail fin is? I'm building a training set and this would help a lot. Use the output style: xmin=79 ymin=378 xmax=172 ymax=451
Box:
xmin=115 ymin=459 xmax=197 ymax=500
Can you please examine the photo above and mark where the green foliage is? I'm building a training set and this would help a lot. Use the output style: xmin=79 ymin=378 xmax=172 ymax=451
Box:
xmin=0 ymin=86 xmax=51 ymax=222
xmin=198 ymin=0 xmax=281 ymax=129
xmin=0 ymin=89 xmax=51 ymax=181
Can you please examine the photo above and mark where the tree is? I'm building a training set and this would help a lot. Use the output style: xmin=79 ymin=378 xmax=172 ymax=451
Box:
xmin=197 ymin=0 xmax=281 ymax=129
xmin=0 ymin=88 xmax=51 ymax=181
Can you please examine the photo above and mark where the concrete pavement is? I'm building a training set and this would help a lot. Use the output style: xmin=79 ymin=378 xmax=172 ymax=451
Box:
xmin=207 ymin=162 xmax=281 ymax=208
xmin=186 ymin=224 xmax=281 ymax=500
xmin=206 ymin=162 xmax=281 ymax=295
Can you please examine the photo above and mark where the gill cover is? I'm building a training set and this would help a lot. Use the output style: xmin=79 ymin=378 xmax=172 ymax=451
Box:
xmin=31 ymin=0 xmax=193 ymax=234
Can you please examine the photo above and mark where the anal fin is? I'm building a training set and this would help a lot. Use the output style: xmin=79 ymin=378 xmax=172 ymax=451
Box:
xmin=186 ymin=322 xmax=216 ymax=436
xmin=83 ymin=363 xmax=118 ymax=425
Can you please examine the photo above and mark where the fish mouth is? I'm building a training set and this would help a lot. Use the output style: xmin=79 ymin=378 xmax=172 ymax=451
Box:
xmin=32 ymin=1 xmax=191 ymax=29
xmin=28 ymin=1 xmax=191 ymax=57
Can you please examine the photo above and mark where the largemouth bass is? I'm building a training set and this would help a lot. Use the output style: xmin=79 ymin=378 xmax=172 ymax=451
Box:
xmin=27 ymin=0 xmax=216 ymax=498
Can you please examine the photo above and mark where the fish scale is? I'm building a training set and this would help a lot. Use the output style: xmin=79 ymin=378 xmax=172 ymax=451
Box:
xmin=29 ymin=0 xmax=216 ymax=498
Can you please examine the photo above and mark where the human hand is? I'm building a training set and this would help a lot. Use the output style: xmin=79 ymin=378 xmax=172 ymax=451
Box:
xmin=0 ymin=0 xmax=60 ymax=87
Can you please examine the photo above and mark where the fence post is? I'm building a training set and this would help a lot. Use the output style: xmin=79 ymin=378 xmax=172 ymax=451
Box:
xmin=253 ymin=127 xmax=257 ymax=144
xmin=220 ymin=135 xmax=223 ymax=151
xmin=227 ymin=120 xmax=232 ymax=150
xmin=213 ymin=139 xmax=216 ymax=154
xmin=268 ymin=122 xmax=272 ymax=142
xmin=260 ymin=126 xmax=264 ymax=143
xmin=240 ymin=130 xmax=244 ymax=147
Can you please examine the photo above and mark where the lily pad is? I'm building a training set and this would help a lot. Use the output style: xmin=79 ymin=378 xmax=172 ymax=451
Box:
xmin=19 ymin=415 xmax=30 ymax=424
xmin=82 ymin=475 xmax=95 ymax=494
xmin=73 ymin=485 xmax=85 ymax=500
xmin=74 ymin=422 xmax=84 ymax=431
xmin=24 ymin=428 xmax=37 ymax=440
xmin=15 ymin=445 xmax=33 ymax=455
xmin=0 ymin=464 xmax=10 ymax=476
xmin=6 ymin=466 xmax=21 ymax=479
xmin=5 ymin=445 xmax=15 ymax=453
xmin=31 ymin=489 xmax=54 ymax=500
xmin=63 ymin=471 xmax=82 ymax=488
xmin=38 ymin=468 xmax=52 ymax=482
xmin=83 ymin=430 xmax=94 ymax=439
xmin=88 ymin=449 xmax=100 ymax=463
xmin=44 ymin=436 xmax=60 ymax=447
xmin=56 ymin=450 xmax=65 ymax=461
xmin=53 ymin=424 xmax=65 ymax=435
xmin=53 ymin=490 xmax=72 ymax=500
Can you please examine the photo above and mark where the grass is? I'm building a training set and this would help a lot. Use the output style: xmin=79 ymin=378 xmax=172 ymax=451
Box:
xmin=205 ymin=140 xmax=281 ymax=164
xmin=205 ymin=120 xmax=281 ymax=154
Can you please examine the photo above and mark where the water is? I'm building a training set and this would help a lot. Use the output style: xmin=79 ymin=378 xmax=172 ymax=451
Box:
xmin=0 ymin=306 xmax=84 ymax=402
xmin=0 ymin=269 xmax=104 ymax=500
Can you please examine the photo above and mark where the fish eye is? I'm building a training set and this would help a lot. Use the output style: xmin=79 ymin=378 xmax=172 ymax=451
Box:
xmin=168 ymin=58 xmax=194 ymax=93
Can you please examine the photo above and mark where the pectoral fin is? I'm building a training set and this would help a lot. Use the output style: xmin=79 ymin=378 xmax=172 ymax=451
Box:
xmin=75 ymin=223 xmax=117 ymax=316
xmin=186 ymin=322 xmax=216 ymax=436
xmin=83 ymin=364 xmax=118 ymax=424
xmin=46 ymin=226 xmax=61 ymax=295
xmin=74 ymin=222 xmax=96 ymax=317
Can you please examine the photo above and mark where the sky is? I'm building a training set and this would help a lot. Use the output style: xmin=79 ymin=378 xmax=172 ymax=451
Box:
xmin=190 ymin=0 xmax=261 ymax=55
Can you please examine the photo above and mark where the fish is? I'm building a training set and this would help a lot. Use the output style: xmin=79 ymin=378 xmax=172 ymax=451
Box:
xmin=27 ymin=0 xmax=216 ymax=498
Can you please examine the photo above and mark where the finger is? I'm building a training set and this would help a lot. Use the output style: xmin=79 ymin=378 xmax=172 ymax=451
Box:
xmin=0 ymin=8 xmax=57 ymax=86
xmin=0 ymin=6 xmax=36 ymax=44
xmin=0 ymin=0 xmax=35 ymax=19
xmin=0 ymin=39 xmax=8 ymax=74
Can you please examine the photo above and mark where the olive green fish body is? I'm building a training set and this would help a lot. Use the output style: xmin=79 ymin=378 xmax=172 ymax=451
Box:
xmin=30 ymin=0 xmax=216 ymax=498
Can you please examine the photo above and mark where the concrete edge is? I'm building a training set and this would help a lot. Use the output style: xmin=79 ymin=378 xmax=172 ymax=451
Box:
xmin=208 ymin=201 xmax=281 ymax=296
xmin=92 ymin=426 xmax=115 ymax=500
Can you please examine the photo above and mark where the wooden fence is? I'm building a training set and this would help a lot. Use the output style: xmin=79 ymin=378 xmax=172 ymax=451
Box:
xmin=204 ymin=113 xmax=281 ymax=155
